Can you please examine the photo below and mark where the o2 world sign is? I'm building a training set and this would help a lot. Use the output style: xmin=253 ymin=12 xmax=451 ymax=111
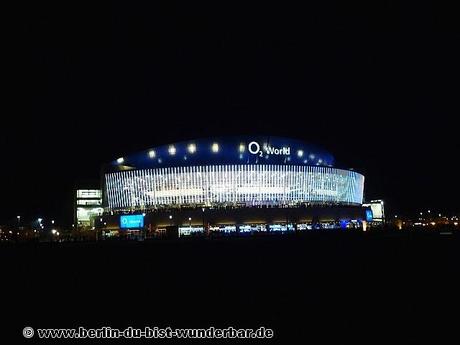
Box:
xmin=248 ymin=141 xmax=291 ymax=157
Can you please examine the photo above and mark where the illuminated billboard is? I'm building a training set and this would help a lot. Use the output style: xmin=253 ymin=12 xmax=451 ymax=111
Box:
xmin=120 ymin=215 xmax=144 ymax=229
xmin=363 ymin=200 xmax=384 ymax=222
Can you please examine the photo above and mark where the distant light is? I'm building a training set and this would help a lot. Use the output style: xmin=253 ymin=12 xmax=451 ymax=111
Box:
xmin=420 ymin=212 xmax=423 ymax=216
xmin=104 ymin=222 xmax=107 ymax=226
xmin=297 ymin=150 xmax=304 ymax=158
xmin=309 ymin=154 xmax=315 ymax=160
xmin=51 ymin=229 xmax=57 ymax=235
xmin=394 ymin=215 xmax=398 ymax=218
xmin=157 ymin=158 xmax=162 ymax=163
xmin=16 ymin=215 xmax=21 ymax=220
xmin=428 ymin=210 xmax=431 ymax=213
xmin=303 ymin=159 xmax=308 ymax=164
xmin=148 ymin=150 xmax=156 ymax=158
xmin=168 ymin=145 xmax=176 ymax=155
xmin=117 ymin=157 xmax=124 ymax=164
xmin=38 ymin=218 xmax=43 ymax=223
xmin=51 ymin=220 xmax=55 ymax=224
xmin=100 ymin=218 xmax=103 ymax=222
xmin=454 ymin=222 xmax=458 ymax=226
xmin=188 ymin=217 xmax=192 ymax=221
xmin=169 ymin=215 xmax=173 ymax=219
xmin=318 ymin=159 xmax=323 ymax=164
xmin=34 ymin=230 xmax=36 ymax=233
xmin=211 ymin=143 xmax=219 ymax=153
xmin=430 ymin=222 xmax=436 ymax=226
xmin=239 ymin=144 xmax=245 ymax=153
xmin=56 ymin=232 xmax=60 ymax=236
xmin=438 ymin=213 xmax=441 ymax=217
xmin=202 ymin=208 xmax=205 ymax=212
xmin=142 ymin=213 xmax=146 ymax=217
xmin=187 ymin=143 xmax=196 ymax=154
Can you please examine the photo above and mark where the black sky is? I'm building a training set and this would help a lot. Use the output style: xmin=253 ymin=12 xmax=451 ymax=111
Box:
xmin=3 ymin=1 xmax=459 ymax=225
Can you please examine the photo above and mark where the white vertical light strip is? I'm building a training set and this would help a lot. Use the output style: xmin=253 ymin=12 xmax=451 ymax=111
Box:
xmin=112 ymin=173 xmax=118 ymax=209
xmin=105 ymin=174 xmax=112 ymax=210
xmin=119 ymin=171 xmax=124 ymax=209
xmin=107 ymin=174 xmax=113 ymax=210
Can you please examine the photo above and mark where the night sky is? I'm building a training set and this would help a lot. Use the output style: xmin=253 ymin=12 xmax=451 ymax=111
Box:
xmin=3 ymin=2 xmax=458 ymax=225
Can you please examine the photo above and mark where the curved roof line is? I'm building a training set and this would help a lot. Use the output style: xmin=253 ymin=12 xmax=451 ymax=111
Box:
xmin=107 ymin=136 xmax=336 ymax=171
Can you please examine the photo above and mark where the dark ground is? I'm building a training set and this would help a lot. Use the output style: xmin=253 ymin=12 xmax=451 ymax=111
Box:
xmin=2 ymin=230 xmax=459 ymax=343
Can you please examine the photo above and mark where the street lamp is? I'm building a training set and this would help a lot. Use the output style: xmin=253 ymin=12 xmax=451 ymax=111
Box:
xmin=188 ymin=217 xmax=192 ymax=228
xmin=16 ymin=215 xmax=20 ymax=228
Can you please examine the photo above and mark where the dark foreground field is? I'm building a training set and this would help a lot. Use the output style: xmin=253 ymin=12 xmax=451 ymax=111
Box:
xmin=2 ymin=230 xmax=459 ymax=343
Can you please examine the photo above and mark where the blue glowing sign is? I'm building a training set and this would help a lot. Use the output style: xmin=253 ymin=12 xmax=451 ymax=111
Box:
xmin=120 ymin=215 xmax=144 ymax=229
xmin=365 ymin=209 xmax=373 ymax=222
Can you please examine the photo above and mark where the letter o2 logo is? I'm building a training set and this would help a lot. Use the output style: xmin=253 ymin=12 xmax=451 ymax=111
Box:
xmin=248 ymin=141 xmax=260 ymax=155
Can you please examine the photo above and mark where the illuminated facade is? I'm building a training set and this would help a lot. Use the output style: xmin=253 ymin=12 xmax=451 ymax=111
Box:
xmin=75 ymin=189 xmax=103 ymax=227
xmin=103 ymin=137 xmax=365 ymax=212
xmin=105 ymin=165 xmax=363 ymax=210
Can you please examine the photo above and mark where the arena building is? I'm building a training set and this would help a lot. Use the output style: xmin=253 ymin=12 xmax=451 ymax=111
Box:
xmin=100 ymin=136 xmax=369 ymax=236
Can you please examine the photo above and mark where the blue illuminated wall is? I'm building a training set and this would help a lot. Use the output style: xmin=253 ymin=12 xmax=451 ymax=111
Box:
xmin=107 ymin=136 xmax=335 ymax=171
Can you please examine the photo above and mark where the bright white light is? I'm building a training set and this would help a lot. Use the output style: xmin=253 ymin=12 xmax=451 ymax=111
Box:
xmin=239 ymin=144 xmax=245 ymax=153
xmin=51 ymin=229 xmax=57 ymax=235
xmin=168 ymin=146 xmax=176 ymax=155
xmin=211 ymin=143 xmax=219 ymax=153
xmin=56 ymin=232 xmax=60 ymax=236
xmin=51 ymin=220 xmax=55 ymax=224
xmin=297 ymin=150 xmax=303 ymax=157
xmin=169 ymin=215 xmax=173 ymax=219
xmin=117 ymin=157 xmax=124 ymax=164
xmin=16 ymin=215 xmax=20 ymax=220
xmin=187 ymin=143 xmax=196 ymax=154
xmin=142 ymin=213 xmax=146 ymax=217
xmin=148 ymin=150 xmax=156 ymax=158
xmin=38 ymin=218 xmax=43 ymax=223
xmin=438 ymin=214 xmax=441 ymax=217
xmin=188 ymin=217 xmax=192 ymax=221
xmin=105 ymin=164 xmax=365 ymax=209
xmin=428 ymin=210 xmax=431 ymax=213
xmin=394 ymin=215 xmax=398 ymax=218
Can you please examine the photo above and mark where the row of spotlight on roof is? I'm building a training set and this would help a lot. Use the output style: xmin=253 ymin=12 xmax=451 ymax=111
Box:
xmin=116 ymin=142 xmax=324 ymax=165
